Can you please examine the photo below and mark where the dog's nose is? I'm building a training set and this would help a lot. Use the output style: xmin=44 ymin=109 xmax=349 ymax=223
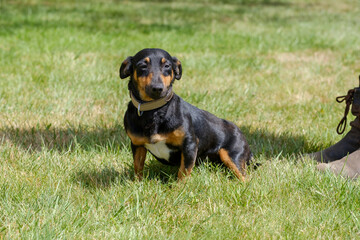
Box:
xmin=151 ymin=84 xmax=163 ymax=94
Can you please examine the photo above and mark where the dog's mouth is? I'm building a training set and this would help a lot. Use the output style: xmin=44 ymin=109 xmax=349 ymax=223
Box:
xmin=148 ymin=91 xmax=166 ymax=100
xmin=145 ymin=85 xmax=167 ymax=100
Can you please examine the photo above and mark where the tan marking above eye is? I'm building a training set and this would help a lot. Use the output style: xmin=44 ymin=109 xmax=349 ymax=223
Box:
xmin=161 ymin=58 xmax=166 ymax=64
xmin=144 ymin=57 xmax=150 ymax=63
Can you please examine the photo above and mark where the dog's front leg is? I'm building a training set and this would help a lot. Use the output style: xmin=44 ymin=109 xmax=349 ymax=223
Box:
xmin=131 ymin=143 xmax=147 ymax=180
xmin=178 ymin=139 xmax=198 ymax=181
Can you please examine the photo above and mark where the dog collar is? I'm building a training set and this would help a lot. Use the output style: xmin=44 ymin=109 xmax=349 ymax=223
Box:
xmin=130 ymin=91 xmax=174 ymax=116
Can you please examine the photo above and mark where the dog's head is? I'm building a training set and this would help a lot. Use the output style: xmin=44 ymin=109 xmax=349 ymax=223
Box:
xmin=120 ymin=48 xmax=182 ymax=101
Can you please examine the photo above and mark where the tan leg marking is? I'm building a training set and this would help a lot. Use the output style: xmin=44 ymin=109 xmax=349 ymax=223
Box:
xmin=177 ymin=153 xmax=193 ymax=181
xmin=218 ymin=148 xmax=245 ymax=182
xmin=134 ymin=146 xmax=147 ymax=180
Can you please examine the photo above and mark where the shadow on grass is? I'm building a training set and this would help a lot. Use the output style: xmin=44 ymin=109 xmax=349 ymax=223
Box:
xmin=73 ymin=163 xmax=177 ymax=190
xmin=70 ymin=124 xmax=319 ymax=189
xmin=0 ymin=123 xmax=128 ymax=152
xmin=113 ymin=125 xmax=320 ymax=188
xmin=0 ymin=122 xmax=319 ymax=188
xmin=240 ymin=125 xmax=319 ymax=159
xmin=74 ymin=167 xmax=121 ymax=189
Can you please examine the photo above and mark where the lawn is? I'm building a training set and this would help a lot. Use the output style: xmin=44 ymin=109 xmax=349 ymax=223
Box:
xmin=1 ymin=0 xmax=360 ymax=238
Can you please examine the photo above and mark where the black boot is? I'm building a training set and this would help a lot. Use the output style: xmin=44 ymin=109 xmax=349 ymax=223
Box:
xmin=309 ymin=118 xmax=360 ymax=162
xmin=309 ymin=80 xmax=360 ymax=163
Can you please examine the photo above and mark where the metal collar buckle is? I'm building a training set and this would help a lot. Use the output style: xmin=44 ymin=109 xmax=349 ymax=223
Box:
xmin=137 ymin=103 xmax=143 ymax=116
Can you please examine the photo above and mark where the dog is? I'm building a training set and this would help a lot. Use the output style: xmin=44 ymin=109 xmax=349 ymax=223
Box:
xmin=120 ymin=48 xmax=252 ymax=181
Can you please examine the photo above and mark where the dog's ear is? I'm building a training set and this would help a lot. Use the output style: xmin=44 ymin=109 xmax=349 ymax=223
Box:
xmin=172 ymin=57 xmax=182 ymax=80
xmin=119 ymin=56 xmax=133 ymax=79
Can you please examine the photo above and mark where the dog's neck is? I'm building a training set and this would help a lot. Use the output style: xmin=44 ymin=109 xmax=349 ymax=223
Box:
xmin=129 ymin=90 xmax=174 ymax=116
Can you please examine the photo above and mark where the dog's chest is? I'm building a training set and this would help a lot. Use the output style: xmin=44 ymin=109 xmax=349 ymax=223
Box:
xmin=145 ymin=141 xmax=172 ymax=161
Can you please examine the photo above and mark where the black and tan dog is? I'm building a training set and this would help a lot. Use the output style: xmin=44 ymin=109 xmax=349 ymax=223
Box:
xmin=120 ymin=48 xmax=251 ymax=181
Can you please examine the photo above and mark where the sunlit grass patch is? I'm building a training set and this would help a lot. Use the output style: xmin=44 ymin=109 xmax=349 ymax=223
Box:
xmin=1 ymin=0 xmax=360 ymax=238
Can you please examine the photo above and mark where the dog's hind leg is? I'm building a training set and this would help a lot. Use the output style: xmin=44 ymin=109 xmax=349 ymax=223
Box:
xmin=218 ymin=148 xmax=246 ymax=182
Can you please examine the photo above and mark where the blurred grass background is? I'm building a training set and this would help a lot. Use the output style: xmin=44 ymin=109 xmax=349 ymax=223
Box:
xmin=1 ymin=0 xmax=360 ymax=238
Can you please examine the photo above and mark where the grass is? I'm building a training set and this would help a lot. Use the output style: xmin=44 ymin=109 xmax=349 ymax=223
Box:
xmin=1 ymin=0 xmax=360 ymax=238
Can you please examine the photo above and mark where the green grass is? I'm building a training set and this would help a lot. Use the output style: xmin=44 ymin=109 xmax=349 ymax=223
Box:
xmin=1 ymin=0 xmax=360 ymax=238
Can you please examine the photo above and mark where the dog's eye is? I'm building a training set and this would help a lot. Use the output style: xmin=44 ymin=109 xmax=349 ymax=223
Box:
xmin=164 ymin=64 xmax=170 ymax=69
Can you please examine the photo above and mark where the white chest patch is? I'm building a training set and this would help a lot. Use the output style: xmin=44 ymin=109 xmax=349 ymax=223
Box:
xmin=145 ymin=141 xmax=172 ymax=161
